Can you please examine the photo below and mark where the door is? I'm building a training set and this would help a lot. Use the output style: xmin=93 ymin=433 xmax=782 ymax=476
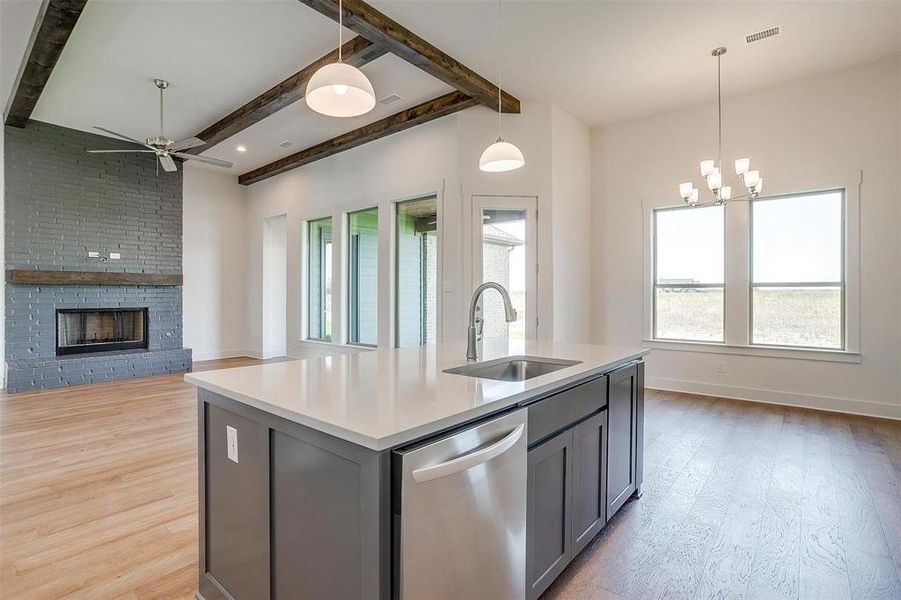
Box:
xmin=526 ymin=430 xmax=571 ymax=600
xmin=606 ymin=364 xmax=638 ymax=518
xmin=472 ymin=196 xmax=538 ymax=342
xmin=396 ymin=409 xmax=527 ymax=599
xmin=571 ymin=410 xmax=608 ymax=554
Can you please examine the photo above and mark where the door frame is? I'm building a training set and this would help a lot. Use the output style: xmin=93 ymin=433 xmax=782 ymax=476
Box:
xmin=471 ymin=195 xmax=539 ymax=341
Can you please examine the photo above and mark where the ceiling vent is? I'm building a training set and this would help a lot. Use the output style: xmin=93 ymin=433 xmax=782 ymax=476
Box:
xmin=378 ymin=94 xmax=403 ymax=106
xmin=277 ymin=140 xmax=296 ymax=149
xmin=745 ymin=26 xmax=781 ymax=45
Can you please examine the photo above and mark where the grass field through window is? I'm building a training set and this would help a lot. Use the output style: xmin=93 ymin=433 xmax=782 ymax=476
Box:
xmin=655 ymin=287 xmax=842 ymax=348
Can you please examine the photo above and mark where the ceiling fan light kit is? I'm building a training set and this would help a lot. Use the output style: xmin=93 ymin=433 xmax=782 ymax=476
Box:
xmin=87 ymin=78 xmax=233 ymax=173
xmin=306 ymin=0 xmax=376 ymax=118
xmin=678 ymin=47 xmax=762 ymax=207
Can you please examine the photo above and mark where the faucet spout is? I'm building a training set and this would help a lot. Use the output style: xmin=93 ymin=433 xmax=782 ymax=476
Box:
xmin=466 ymin=282 xmax=518 ymax=361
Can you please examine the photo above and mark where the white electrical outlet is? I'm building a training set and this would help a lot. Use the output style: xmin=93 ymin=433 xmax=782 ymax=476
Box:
xmin=226 ymin=426 xmax=239 ymax=463
xmin=88 ymin=251 xmax=100 ymax=258
xmin=109 ymin=252 xmax=121 ymax=260
xmin=717 ymin=362 xmax=726 ymax=374
xmin=443 ymin=280 xmax=453 ymax=292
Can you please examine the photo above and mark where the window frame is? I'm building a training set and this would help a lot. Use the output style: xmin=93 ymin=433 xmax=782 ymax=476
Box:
xmin=748 ymin=189 xmax=846 ymax=351
xmin=394 ymin=195 xmax=440 ymax=348
xmin=346 ymin=206 xmax=379 ymax=348
xmin=304 ymin=215 xmax=334 ymax=343
xmin=641 ymin=170 xmax=861 ymax=362
xmin=652 ymin=204 xmax=726 ymax=343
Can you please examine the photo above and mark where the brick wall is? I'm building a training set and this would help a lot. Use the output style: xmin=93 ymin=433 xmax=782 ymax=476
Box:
xmin=4 ymin=121 xmax=190 ymax=392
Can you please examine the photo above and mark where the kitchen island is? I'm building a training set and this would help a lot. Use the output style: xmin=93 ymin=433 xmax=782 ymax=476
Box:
xmin=186 ymin=340 xmax=647 ymax=600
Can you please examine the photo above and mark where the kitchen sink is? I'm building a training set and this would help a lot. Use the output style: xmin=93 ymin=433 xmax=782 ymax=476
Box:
xmin=444 ymin=356 xmax=581 ymax=382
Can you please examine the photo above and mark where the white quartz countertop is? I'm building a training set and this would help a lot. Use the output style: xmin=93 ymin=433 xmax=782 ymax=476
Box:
xmin=185 ymin=340 xmax=648 ymax=451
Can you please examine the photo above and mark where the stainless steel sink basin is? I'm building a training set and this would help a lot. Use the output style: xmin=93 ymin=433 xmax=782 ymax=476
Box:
xmin=444 ymin=356 xmax=581 ymax=382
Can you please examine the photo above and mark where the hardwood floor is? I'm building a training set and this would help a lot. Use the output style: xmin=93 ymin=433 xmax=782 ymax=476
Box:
xmin=545 ymin=390 xmax=901 ymax=600
xmin=1 ymin=366 xmax=898 ymax=599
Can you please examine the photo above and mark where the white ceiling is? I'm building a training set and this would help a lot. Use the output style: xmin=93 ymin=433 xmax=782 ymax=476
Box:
xmin=3 ymin=0 xmax=899 ymax=175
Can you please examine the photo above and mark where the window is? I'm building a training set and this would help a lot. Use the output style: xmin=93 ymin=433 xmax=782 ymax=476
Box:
xmin=348 ymin=207 xmax=378 ymax=346
xmin=653 ymin=205 xmax=725 ymax=342
xmin=396 ymin=197 xmax=438 ymax=347
xmin=751 ymin=190 xmax=844 ymax=349
xmin=307 ymin=217 xmax=332 ymax=341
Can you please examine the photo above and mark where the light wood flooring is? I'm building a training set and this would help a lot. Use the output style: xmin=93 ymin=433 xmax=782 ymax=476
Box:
xmin=1 ymin=360 xmax=899 ymax=599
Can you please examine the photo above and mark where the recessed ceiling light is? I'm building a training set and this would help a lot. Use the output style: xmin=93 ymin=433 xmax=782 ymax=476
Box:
xmin=236 ymin=145 xmax=247 ymax=153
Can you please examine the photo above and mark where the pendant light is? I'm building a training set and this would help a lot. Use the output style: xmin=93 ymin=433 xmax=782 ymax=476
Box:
xmin=306 ymin=0 xmax=376 ymax=117
xmin=479 ymin=0 xmax=524 ymax=173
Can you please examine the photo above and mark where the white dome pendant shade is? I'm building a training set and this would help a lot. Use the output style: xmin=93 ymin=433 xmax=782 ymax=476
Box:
xmin=306 ymin=62 xmax=376 ymax=118
xmin=304 ymin=0 xmax=375 ymax=118
xmin=479 ymin=137 xmax=525 ymax=172
xmin=479 ymin=0 xmax=524 ymax=173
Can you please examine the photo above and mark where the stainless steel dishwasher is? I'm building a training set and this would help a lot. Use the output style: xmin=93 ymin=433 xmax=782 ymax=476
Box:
xmin=393 ymin=408 xmax=528 ymax=599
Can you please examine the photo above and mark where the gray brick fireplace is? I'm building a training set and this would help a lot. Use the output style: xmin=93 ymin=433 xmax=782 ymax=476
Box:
xmin=4 ymin=121 xmax=192 ymax=392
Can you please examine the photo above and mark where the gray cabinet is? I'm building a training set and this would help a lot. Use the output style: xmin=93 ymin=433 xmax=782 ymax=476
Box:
xmin=606 ymin=363 xmax=642 ymax=517
xmin=571 ymin=411 xmax=608 ymax=554
xmin=526 ymin=430 xmax=572 ymax=599
xmin=525 ymin=373 xmax=610 ymax=600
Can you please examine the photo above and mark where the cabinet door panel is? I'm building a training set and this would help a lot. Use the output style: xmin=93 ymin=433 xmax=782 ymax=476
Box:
xmin=572 ymin=410 xmax=607 ymax=554
xmin=606 ymin=364 xmax=638 ymax=518
xmin=526 ymin=430 xmax=572 ymax=600
xmin=205 ymin=404 xmax=269 ymax=599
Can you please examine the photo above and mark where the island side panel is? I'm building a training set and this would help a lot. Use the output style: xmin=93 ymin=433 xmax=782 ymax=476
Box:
xmin=197 ymin=389 xmax=391 ymax=600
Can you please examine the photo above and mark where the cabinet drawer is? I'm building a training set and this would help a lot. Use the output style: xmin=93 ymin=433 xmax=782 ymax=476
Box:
xmin=527 ymin=375 xmax=607 ymax=446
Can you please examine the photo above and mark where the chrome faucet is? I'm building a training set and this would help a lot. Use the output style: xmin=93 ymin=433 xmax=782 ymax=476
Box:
xmin=467 ymin=282 xmax=518 ymax=361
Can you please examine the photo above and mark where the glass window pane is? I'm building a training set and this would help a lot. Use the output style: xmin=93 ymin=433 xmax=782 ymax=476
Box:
xmin=655 ymin=205 xmax=724 ymax=285
xmin=655 ymin=287 xmax=724 ymax=342
xmin=482 ymin=209 xmax=526 ymax=340
xmin=396 ymin=197 xmax=438 ymax=347
xmin=752 ymin=287 xmax=842 ymax=348
xmin=752 ymin=191 xmax=843 ymax=283
xmin=348 ymin=207 xmax=378 ymax=346
xmin=307 ymin=217 xmax=332 ymax=341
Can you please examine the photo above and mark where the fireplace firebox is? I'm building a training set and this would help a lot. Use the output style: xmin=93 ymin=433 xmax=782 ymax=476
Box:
xmin=56 ymin=308 xmax=148 ymax=356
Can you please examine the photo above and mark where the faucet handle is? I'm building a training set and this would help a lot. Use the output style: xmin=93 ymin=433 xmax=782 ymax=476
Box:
xmin=476 ymin=316 xmax=484 ymax=339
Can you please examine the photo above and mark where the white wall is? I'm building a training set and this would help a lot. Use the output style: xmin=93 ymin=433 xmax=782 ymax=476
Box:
xmin=182 ymin=165 xmax=249 ymax=360
xmin=242 ymin=100 xmax=593 ymax=359
xmin=262 ymin=213 xmax=287 ymax=358
xmin=550 ymin=105 xmax=592 ymax=342
xmin=591 ymin=57 xmax=901 ymax=419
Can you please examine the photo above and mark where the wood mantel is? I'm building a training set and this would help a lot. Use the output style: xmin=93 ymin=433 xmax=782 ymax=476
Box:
xmin=7 ymin=270 xmax=183 ymax=286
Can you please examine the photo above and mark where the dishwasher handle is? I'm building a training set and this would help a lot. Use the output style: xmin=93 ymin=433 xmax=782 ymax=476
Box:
xmin=411 ymin=424 xmax=525 ymax=483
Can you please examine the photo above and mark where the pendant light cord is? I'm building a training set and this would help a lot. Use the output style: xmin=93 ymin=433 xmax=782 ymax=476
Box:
xmin=716 ymin=52 xmax=722 ymax=167
xmin=338 ymin=0 xmax=343 ymax=62
xmin=496 ymin=0 xmax=502 ymax=138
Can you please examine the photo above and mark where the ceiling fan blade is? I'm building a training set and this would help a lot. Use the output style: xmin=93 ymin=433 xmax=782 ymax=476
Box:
xmin=92 ymin=126 xmax=147 ymax=146
xmin=87 ymin=149 xmax=155 ymax=153
xmin=172 ymin=152 xmax=233 ymax=169
xmin=169 ymin=137 xmax=205 ymax=151
xmin=159 ymin=154 xmax=177 ymax=172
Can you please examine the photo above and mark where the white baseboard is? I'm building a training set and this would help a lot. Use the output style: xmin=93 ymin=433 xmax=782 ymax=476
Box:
xmin=192 ymin=349 xmax=256 ymax=362
xmin=646 ymin=376 xmax=901 ymax=421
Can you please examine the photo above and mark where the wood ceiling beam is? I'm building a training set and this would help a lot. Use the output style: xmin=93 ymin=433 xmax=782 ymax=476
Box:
xmin=4 ymin=0 xmax=89 ymax=127
xmin=296 ymin=0 xmax=520 ymax=114
xmin=239 ymin=91 xmax=476 ymax=185
xmin=184 ymin=36 xmax=386 ymax=155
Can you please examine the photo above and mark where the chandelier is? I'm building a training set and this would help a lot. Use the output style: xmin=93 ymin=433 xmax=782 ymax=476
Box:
xmin=679 ymin=47 xmax=763 ymax=207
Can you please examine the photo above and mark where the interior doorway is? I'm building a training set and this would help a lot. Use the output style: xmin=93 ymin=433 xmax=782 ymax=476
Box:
xmin=262 ymin=214 xmax=287 ymax=357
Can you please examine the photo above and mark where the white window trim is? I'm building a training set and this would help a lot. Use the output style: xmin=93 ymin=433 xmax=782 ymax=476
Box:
xmin=641 ymin=169 xmax=861 ymax=361
xmin=297 ymin=182 xmax=446 ymax=350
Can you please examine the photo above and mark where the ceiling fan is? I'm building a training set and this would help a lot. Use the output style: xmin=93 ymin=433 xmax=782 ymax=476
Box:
xmin=87 ymin=78 xmax=233 ymax=173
